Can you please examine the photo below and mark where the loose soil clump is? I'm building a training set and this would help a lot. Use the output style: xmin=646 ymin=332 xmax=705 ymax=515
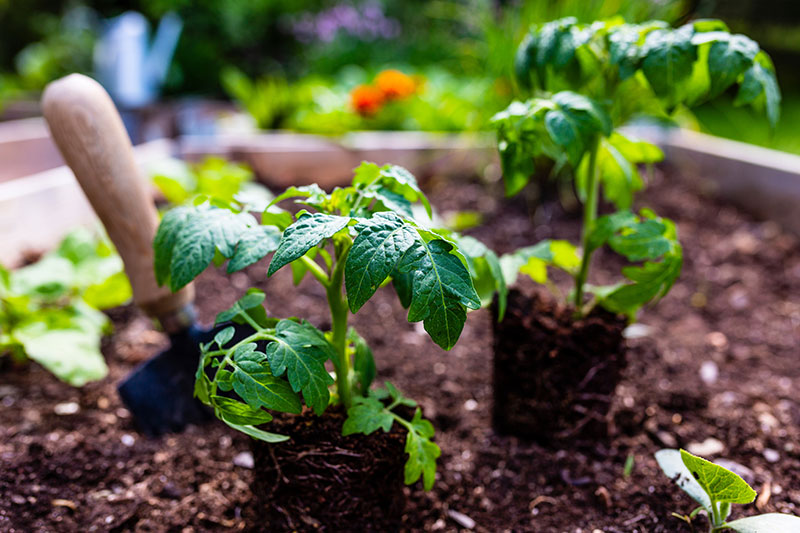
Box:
xmin=249 ymin=409 xmax=407 ymax=533
xmin=492 ymin=290 xmax=627 ymax=443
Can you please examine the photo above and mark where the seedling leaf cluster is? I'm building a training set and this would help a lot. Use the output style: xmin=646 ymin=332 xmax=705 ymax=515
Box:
xmin=657 ymin=449 xmax=800 ymax=532
xmin=154 ymin=162 xmax=502 ymax=490
xmin=493 ymin=18 xmax=779 ymax=318
xmin=0 ymin=230 xmax=131 ymax=385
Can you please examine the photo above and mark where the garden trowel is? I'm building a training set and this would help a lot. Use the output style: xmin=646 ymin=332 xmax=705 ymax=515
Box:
xmin=42 ymin=74 xmax=248 ymax=436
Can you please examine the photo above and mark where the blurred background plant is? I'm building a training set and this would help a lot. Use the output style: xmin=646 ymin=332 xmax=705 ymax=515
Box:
xmin=3 ymin=0 xmax=800 ymax=145
xmin=149 ymin=156 xmax=274 ymax=208
xmin=0 ymin=229 xmax=131 ymax=386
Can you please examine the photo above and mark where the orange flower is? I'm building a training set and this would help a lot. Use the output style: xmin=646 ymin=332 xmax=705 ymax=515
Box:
xmin=351 ymin=84 xmax=385 ymax=116
xmin=375 ymin=69 xmax=416 ymax=100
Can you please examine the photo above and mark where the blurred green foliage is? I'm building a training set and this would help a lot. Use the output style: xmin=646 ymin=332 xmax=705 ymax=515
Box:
xmin=691 ymin=94 xmax=800 ymax=155
xmin=1 ymin=0 xmax=690 ymax=98
xmin=0 ymin=229 xmax=131 ymax=386
xmin=150 ymin=156 xmax=274 ymax=209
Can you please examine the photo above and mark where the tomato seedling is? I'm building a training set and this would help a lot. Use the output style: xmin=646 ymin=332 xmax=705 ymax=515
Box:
xmin=153 ymin=162 xmax=503 ymax=490
xmin=493 ymin=18 xmax=779 ymax=318
xmin=656 ymin=449 xmax=800 ymax=532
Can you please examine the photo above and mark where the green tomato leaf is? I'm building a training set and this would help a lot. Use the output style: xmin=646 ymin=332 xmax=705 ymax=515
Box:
xmin=214 ymin=326 xmax=235 ymax=348
xmin=535 ymin=17 xmax=580 ymax=71
xmin=269 ymin=184 xmax=329 ymax=209
xmin=343 ymin=213 xmax=480 ymax=350
xmin=261 ymin=208 xmax=294 ymax=231
xmin=452 ymin=235 xmax=507 ymax=320
xmin=641 ymin=25 xmax=697 ymax=106
xmin=345 ymin=212 xmax=418 ymax=312
xmin=587 ymin=211 xmax=682 ymax=317
xmin=497 ymin=138 xmax=536 ymax=197
xmin=397 ymin=236 xmax=480 ymax=351
xmin=222 ymin=419 xmax=289 ymax=443
xmin=707 ymin=34 xmax=759 ymax=99
xmin=607 ymin=131 xmax=663 ymax=163
xmin=679 ymin=449 xmax=756 ymax=505
xmin=404 ymin=408 xmax=441 ymax=491
xmin=545 ymin=92 xmax=611 ymax=166
xmin=231 ymin=359 xmax=303 ymax=414
xmin=342 ymin=395 xmax=394 ymax=436
xmin=603 ymin=252 xmax=682 ymax=316
xmin=364 ymin=187 xmax=414 ymax=219
xmin=514 ymin=32 xmax=539 ymax=89
xmin=153 ymin=174 xmax=192 ymax=205
xmin=586 ymin=211 xmax=639 ymax=254
xmin=211 ymin=395 xmax=274 ymax=426
xmin=194 ymin=367 xmax=212 ymax=403
xmin=265 ymin=319 xmax=335 ymax=414
xmin=216 ymin=369 xmax=234 ymax=392
xmin=500 ymin=239 xmax=580 ymax=286
xmin=267 ymin=213 xmax=351 ymax=276
xmin=391 ymin=268 xmax=414 ymax=308
xmin=734 ymin=52 xmax=781 ymax=128
xmin=153 ymin=206 xmax=188 ymax=285
xmin=227 ymin=225 xmax=282 ymax=273
xmin=376 ymin=165 xmax=432 ymax=219
xmin=215 ymin=289 xmax=266 ymax=325
xmin=577 ymin=131 xmax=661 ymax=210
xmin=352 ymin=161 xmax=382 ymax=187
xmin=725 ymin=514 xmax=800 ymax=533
xmin=691 ymin=19 xmax=730 ymax=34
xmin=154 ymin=204 xmax=261 ymax=291
xmin=607 ymin=219 xmax=673 ymax=261
xmin=608 ymin=24 xmax=645 ymax=80
xmin=384 ymin=381 xmax=417 ymax=407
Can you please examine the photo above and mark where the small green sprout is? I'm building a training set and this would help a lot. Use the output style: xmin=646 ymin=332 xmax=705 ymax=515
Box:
xmin=656 ymin=448 xmax=800 ymax=532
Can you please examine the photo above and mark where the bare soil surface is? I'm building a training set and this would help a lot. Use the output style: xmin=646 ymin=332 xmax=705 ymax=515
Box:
xmin=2 ymin=165 xmax=800 ymax=532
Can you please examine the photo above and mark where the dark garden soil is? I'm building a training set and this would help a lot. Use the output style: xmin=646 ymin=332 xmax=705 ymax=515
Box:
xmin=248 ymin=409 xmax=407 ymax=532
xmin=2 ymin=164 xmax=800 ymax=532
xmin=492 ymin=291 xmax=627 ymax=443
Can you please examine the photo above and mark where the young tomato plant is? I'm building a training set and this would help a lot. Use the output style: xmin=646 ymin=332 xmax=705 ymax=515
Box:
xmin=0 ymin=229 xmax=131 ymax=385
xmin=656 ymin=449 xmax=800 ymax=532
xmin=153 ymin=162 xmax=503 ymax=490
xmin=493 ymin=18 xmax=779 ymax=318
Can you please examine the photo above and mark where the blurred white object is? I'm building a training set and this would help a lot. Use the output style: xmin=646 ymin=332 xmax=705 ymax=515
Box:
xmin=95 ymin=11 xmax=182 ymax=108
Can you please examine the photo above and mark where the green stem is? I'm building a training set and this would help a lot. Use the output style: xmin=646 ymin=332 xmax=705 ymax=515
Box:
xmin=300 ymin=255 xmax=330 ymax=286
xmin=326 ymin=244 xmax=353 ymax=409
xmin=573 ymin=138 xmax=600 ymax=313
xmin=389 ymin=410 xmax=413 ymax=432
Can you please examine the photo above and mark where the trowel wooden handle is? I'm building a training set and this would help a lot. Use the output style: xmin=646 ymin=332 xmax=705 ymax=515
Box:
xmin=42 ymin=74 xmax=194 ymax=322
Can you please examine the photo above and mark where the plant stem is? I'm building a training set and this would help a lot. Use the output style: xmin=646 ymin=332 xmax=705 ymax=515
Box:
xmin=326 ymin=245 xmax=353 ymax=409
xmin=573 ymin=138 xmax=600 ymax=313
xmin=300 ymin=255 xmax=330 ymax=286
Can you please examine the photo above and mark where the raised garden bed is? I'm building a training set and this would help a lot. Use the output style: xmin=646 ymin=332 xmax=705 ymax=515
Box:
xmin=0 ymin=118 xmax=63 ymax=183
xmin=178 ymin=130 xmax=496 ymax=189
xmin=1 ymin=163 xmax=799 ymax=532
xmin=0 ymin=138 xmax=174 ymax=267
